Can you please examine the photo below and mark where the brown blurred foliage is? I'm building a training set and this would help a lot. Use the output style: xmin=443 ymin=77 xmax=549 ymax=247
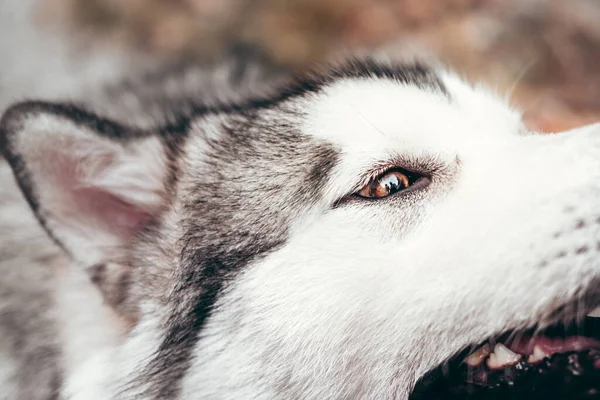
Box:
xmin=38 ymin=0 xmax=600 ymax=132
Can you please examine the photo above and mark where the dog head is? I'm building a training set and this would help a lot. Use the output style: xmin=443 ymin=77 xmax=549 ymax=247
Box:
xmin=2 ymin=58 xmax=599 ymax=399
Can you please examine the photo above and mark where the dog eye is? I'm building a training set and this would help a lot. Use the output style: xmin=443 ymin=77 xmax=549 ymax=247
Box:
xmin=356 ymin=170 xmax=416 ymax=199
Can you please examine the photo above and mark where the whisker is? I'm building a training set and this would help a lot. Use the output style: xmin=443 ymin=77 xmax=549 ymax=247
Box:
xmin=577 ymin=296 xmax=586 ymax=337
xmin=441 ymin=360 xmax=450 ymax=379
xmin=504 ymin=58 xmax=537 ymax=105
xmin=532 ymin=323 xmax=545 ymax=344
xmin=505 ymin=327 xmax=521 ymax=345
xmin=520 ymin=91 xmax=548 ymax=122
xmin=512 ymin=329 xmax=526 ymax=353
xmin=346 ymin=104 xmax=389 ymax=138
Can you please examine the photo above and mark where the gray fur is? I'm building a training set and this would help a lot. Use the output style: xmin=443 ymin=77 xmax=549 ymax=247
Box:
xmin=0 ymin=3 xmax=293 ymax=398
xmin=138 ymin=109 xmax=339 ymax=398
xmin=2 ymin=3 xmax=600 ymax=400
xmin=0 ymin=160 xmax=63 ymax=400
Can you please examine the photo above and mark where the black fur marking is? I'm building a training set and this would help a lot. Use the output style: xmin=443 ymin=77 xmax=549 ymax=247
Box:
xmin=154 ymin=58 xmax=448 ymax=128
xmin=89 ymin=263 xmax=107 ymax=285
xmin=49 ymin=369 xmax=62 ymax=400
xmin=325 ymin=58 xmax=449 ymax=94
xmin=142 ymin=112 xmax=340 ymax=398
xmin=87 ymin=263 xmax=134 ymax=311
xmin=0 ymin=103 xmax=69 ymax=256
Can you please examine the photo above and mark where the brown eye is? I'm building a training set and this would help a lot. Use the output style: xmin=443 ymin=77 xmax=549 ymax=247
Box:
xmin=357 ymin=170 xmax=414 ymax=199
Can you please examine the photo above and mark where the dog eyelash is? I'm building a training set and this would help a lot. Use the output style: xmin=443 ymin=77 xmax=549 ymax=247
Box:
xmin=332 ymin=161 xmax=440 ymax=208
xmin=351 ymin=156 xmax=442 ymax=195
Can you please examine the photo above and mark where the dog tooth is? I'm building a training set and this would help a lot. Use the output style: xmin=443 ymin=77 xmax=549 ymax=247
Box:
xmin=587 ymin=307 xmax=600 ymax=318
xmin=486 ymin=343 xmax=522 ymax=369
xmin=464 ymin=344 xmax=491 ymax=366
xmin=527 ymin=345 xmax=550 ymax=364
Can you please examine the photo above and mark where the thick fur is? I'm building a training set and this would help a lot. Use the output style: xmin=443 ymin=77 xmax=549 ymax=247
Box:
xmin=2 ymin=3 xmax=600 ymax=400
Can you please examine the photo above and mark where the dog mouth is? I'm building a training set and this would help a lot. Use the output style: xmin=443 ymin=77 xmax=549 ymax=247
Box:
xmin=409 ymin=309 xmax=600 ymax=399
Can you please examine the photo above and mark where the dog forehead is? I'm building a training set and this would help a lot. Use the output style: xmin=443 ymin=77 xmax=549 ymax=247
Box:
xmin=300 ymin=73 xmax=523 ymax=164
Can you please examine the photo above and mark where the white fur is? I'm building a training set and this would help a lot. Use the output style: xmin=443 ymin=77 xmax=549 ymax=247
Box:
xmin=0 ymin=354 xmax=17 ymax=400
xmin=55 ymin=262 xmax=125 ymax=400
xmin=182 ymin=76 xmax=600 ymax=398
xmin=61 ymin=303 xmax=165 ymax=399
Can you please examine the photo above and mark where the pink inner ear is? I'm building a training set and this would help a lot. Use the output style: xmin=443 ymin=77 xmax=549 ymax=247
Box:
xmin=46 ymin=141 xmax=157 ymax=243
xmin=68 ymin=187 xmax=153 ymax=240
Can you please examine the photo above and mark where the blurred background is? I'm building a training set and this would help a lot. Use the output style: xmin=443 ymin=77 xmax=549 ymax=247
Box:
xmin=23 ymin=0 xmax=600 ymax=131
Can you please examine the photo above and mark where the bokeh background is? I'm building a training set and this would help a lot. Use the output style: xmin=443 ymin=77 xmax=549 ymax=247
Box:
xmin=34 ymin=0 xmax=600 ymax=132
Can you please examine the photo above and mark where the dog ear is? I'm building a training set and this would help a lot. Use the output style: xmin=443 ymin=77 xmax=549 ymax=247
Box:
xmin=0 ymin=101 xmax=170 ymax=272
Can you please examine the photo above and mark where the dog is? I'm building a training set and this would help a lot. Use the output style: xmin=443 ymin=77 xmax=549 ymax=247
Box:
xmin=2 ymin=3 xmax=600 ymax=400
